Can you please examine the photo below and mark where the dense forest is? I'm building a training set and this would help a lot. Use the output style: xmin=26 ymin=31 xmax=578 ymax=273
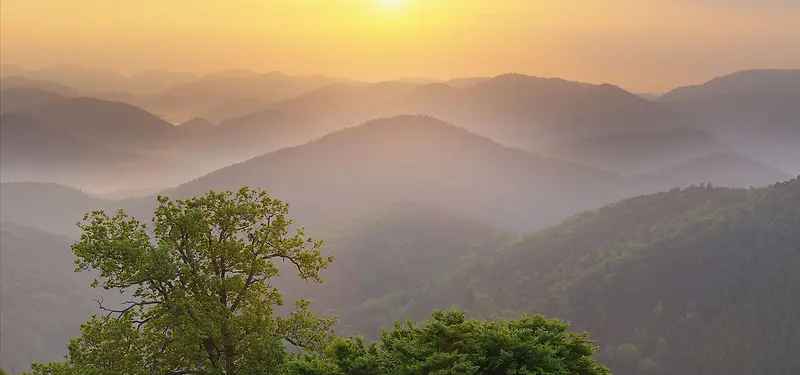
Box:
xmin=0 ymin=223 xmax=102 ymax=371
xmin=6 ymin=189 xmax=609 ymax=375
xmin=3 ymin=179 xmax=798 ymax=374
xmin=338 ymin=179 xmax=800 ymax=374
xmin=1 ymin=64 xmax=798 ymax=374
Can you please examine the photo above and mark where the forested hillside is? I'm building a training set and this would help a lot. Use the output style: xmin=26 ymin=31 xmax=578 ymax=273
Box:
xmin=340 ymin=178 xmax=800 ymax=375
xmin=3 ymin=3 xmax=800 ymax=373
xmin=633 ymin=152 xmax=790 ymax=190
xmin=0 ymin=183 xmax=112 ymax=236
xmin=8 ymin=188 xmax=608 ymax=375
xmin=279 ymin=202 xmax=508 ymax=314
xmin=6 ymin=180 xmax=798 ymax=374
xmin=0 ymin=223 xmax=111 ymax=373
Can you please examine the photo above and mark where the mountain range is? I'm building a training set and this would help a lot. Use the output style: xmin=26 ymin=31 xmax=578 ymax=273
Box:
xmin=1 ymin=64 xmax=799 ymax=374
xmin=659 ymin=69 xmax=800 ymax=173
xmin=145 ymin=115 xmax=625 ymax=232
xmin=1 ymin=113 xmax=791 ymax=236
xmin=5 ymin=68 xmax=794 ymax=194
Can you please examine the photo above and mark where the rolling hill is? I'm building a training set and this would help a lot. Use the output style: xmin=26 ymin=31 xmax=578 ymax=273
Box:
xmin=0 ymin=182 xmax=115 ymax=236
xmin=23 ymin=97 xmax=178 ymax=151
xmin=0 ymin=88 xmax=72 ymax=114
xmin=339 ymin=178 xmax=800 ymax=375
xmin=176 ymin=116 xmax=215 ymax=134
xmin=278 ymin=202 xmax=508 ymax=315
xmin=660 ymin=70 xmax=800 ymax=173
xmin=634 ymin=152 xmax=791 ymax=190
xmin=200 ymin=97 xmax=273 ymax=123
xmin=125 ymin=69 xmax=198 ymax=94
xmin=538 ymin=127 xmax=725 ymax=175
xmin=142 ymin=72 xmax=348 ymax=122
xmin=189 ymin=75 xmax=686 ymax=167
xmin=401 ymin=73 xmax=683 ymax=149
xmin=0 ymin=111 xmax=200 ymax=191
xmin=0 ymin=203 xmax=502 ymax=373
xmin=187 ymin=109 xmax=316 ymax=165
xmin=659 ymin=69 xmax=800 ymax=102
xmin=194 ymin=82 xmax=421 ymax=162
xmin=0 ymin=64 xmax=128 ymax=93
xmin=0 ymin=223 xmax=112 ymax=373
xmin=0 ymin=113 xmax=137 ymax=170
xmin=0 ymin=76 xmax=80 ymax=97
xmin=161 ymin=115 xmax=623 ymax=232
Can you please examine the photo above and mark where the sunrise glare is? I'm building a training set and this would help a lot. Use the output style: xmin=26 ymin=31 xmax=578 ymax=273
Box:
xmin=2 ymin=0 xmax=799 ymax=91
xmin=379 ymin=0 xmax=405 ymax=8
xmin=1 ymin=1 xmax=799 ymax=374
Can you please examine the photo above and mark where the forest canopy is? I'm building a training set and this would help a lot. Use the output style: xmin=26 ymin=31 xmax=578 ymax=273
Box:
xmin=20 ymin=188 xmax=609 ymax=375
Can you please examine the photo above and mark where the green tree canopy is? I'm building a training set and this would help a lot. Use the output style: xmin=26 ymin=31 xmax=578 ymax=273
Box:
xmin=28 ymin=188 xmax=334 ymax=375
xmin=287 ymin=308 xmax=610 ymax=375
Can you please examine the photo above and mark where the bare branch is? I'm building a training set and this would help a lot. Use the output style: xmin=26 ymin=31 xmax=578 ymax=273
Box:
xmin=94 ymin=297 xmax=160 ymax=319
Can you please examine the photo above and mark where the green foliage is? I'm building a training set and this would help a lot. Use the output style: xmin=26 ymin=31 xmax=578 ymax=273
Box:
xmin=16 ymin=188 xmax=613 ymax=375
xmin=27 ymin=188 xmax=335 ymax=375
xmin=339 ymin=178 xmax=800 ymax=374
xmin=26 ymin=362 xmax=77 ymax=375
xmin=286 ymin=308 xmax=610 ymax=375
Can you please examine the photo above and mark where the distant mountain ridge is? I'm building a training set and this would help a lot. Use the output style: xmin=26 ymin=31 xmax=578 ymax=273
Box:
xmin=0 ymin=113 xmax=137 ymax=169
xmin=660 ymin=69 xmax=800 ymax=173
xmin=2 ymin=113 xmax=788 ymax=235
xmin=160 ymin=115 xmax=623 ymax=232
xmin=1 ymin=63 xmax=799 ymax=375
xmin=0 ymin=76 xmax=81 ymax=97
xmin=177 ymin=117 xmax=215 ymax=133
xmin=0 ymin=182 xmax=112 ymax=235
xmin=0 ymin=87 xmax=72 ymax=113
xmin=210 ymin=73 xmax=686 ymax=157
xmin=1 ymin=64 xmax=357 ymax=123
xmin=660 ymin=69 xmax=800 ymax=102
xmin=143 ymin=73 xmax=349 ymax=122
xmin=1 ymin=66 xmax=797 ymax=197
xmin=539 ymin=127 xmax=725 ymax=175
xmin=635 ymin=152 xmax=791 ymax=189
xmin=24 ymin=96 xmax=177 ymax=150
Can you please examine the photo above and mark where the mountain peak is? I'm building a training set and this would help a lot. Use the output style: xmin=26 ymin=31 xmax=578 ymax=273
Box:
xmin=177 ymin=117 xmax=216 ymax=130
xmin=660 ymin=69 xmax=800 ymax=102
xmin=327 ymin=115 xmax=478 ymax=143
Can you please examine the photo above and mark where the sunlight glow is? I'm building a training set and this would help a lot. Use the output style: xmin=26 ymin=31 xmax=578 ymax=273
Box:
xmin=379 ymin=0 xmax=405 ymax=8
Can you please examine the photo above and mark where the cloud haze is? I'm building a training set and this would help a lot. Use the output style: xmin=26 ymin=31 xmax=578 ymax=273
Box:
xmin=1 ymin=0 xmax=798 ymax=92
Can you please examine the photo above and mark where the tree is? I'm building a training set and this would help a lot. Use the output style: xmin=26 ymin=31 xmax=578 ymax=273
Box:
xmin=27 ymin=188 xmax=335 ymax=375
xmin=286 ymin=308 xmax=611 ymax=375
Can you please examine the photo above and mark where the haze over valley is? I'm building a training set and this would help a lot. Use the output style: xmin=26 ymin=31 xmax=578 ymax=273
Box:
xmin=1 ymin=1 xmax=799 ymax=374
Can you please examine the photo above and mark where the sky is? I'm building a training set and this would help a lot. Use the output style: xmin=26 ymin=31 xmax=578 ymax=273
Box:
xmin=1 ymin=0 xmax=799 ymax=92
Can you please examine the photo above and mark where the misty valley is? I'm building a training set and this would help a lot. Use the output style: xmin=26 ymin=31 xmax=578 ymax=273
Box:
xmin=1 ymin=65 xmax=799 ymax=375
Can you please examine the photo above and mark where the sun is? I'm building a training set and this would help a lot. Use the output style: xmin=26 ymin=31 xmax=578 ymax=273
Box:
xmin=379 ymin=0 xmax=405 ymax=8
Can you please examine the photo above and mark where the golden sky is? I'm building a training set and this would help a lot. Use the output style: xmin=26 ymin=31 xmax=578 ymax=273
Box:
xmin=1 ymin=0 xmax=799 ymax=92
